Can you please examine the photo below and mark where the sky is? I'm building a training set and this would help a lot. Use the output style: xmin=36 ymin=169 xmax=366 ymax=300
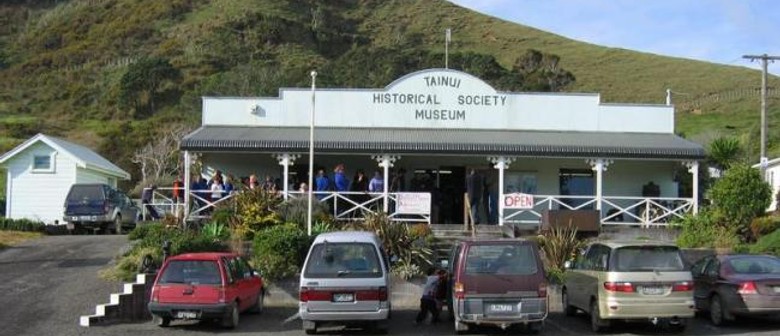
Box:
xmin=448 ymin=0 xmax=780 ymax=75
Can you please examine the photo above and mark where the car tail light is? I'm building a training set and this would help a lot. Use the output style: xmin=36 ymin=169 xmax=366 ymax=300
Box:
xmin=604 ymin=282 xmax=634 ymax=292
xmin=356 ymin=287 xmax=388 ymax=301
xmin=538 ymin=282 xmax=548 ymax=297
xmin=672 ymin=281 xmax=693 ymax=292
xmin=299 ymin=287 xmax=331 ymax=302
xmin=454 ymin=282 xmax=464 ymax=299
xmin=217 ymin=288 xmax=226 ymax=303
xmin=737 ymin=281 xmax=758 ymax=295
xmin=150 ymin=286 xmax=159 ymax=302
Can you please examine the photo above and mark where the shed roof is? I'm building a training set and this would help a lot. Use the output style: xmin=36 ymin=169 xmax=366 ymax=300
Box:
xmin=0 ymin=134 xmax=130 ymax=179
xmin=181 ymin=126 xmax=705 ymax=160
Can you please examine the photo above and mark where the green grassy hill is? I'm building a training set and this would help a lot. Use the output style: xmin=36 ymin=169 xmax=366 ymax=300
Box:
xmin=0 ymin=0 xmax=778 ymax=191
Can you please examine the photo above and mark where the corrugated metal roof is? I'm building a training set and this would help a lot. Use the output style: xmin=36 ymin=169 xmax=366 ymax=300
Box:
xmin=181 ymin=126 xmax=705 ymax=159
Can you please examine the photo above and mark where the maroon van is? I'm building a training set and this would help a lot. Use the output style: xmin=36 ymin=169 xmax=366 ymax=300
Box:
xmin=447 ymin=238 xmax=548 ymax=333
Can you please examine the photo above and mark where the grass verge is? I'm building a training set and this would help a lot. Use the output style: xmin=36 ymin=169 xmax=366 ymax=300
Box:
xmin=0 ymin=231 xmax=43 ymax=250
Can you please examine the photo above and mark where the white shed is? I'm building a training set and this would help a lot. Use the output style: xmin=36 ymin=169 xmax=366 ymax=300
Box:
xmin=0 ymin=134 xmax=130 ymax=224
xmin=755 ymin=157 xmax=780 ymax=212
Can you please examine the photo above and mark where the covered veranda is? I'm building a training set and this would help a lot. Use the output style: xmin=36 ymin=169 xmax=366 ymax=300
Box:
xmin=157 ymin=125 xmax=706 ymax=230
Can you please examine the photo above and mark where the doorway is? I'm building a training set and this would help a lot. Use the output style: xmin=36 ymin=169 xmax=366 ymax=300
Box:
xmin=559 ymin=169 xmax=594 ymax=209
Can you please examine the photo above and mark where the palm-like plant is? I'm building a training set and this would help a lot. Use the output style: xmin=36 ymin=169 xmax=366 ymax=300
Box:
xmin=708 ymin=136 xmax=743 ymax=171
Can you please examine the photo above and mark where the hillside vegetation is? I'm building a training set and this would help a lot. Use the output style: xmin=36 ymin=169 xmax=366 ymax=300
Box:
xmin=1 ymin=0 xmax=779 ymax=191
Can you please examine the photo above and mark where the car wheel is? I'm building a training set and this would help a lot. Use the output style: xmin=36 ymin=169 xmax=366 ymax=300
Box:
xmin=249 ymin=290 xmax=264 ymax=314
xmin=113 ymin=216 xmax=123 ymax=235
xmin=221 ymin=302 xmax=239 ymax=329
xmin=665 ymin=318 xmax=688 ymax=333
xmin=590 ymin=300 xmax=609 ymax=333
xmin=710 ymin=294 xmax=730 ymax=326
xmin=154 ymin=315 xmax=170 ymax=327
xmin=454 ymin=316 xmax=468 ymax=334
xmin=303 ymin=320 xmax=317 ymax=334
xmin=527 ymin=321 xmax=543 ymax=334
xmin=562 ymin=289 xmax=577 ymax=316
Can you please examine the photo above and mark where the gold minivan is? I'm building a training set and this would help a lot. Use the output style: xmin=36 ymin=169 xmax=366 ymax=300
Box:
xmin=562 ymin=240 xmax=695 ymax=332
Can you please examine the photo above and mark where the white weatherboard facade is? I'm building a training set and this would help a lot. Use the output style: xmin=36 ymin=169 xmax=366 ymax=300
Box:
xmin=0 ymin=134 xmax=130 ymax=224
xmin=755 ymin=157 xmax=780 ymax=212
xmin=182 ymin=68 xmax=703 ymax=227
xmin=204 ymin=69 xmax=674 ymax=133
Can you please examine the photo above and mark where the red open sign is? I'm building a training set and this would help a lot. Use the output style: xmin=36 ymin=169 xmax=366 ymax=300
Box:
xmin=503 ymin=193 xmax=535 ymax=209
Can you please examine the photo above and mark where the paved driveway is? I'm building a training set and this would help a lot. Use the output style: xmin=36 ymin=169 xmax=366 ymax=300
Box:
xmin=0 ymin=235 xmax=126 ymax=336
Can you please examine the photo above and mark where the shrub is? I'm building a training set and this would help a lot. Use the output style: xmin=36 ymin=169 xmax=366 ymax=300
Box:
xmin=277 ymin=196 xmax=333 ymax=230
xmin=223 ymin=188 xmax=282 ymax=239
xmin=105 ymin=223 xmax=229 ymax=281
xmin=252 ymin=223 xmax=311 ymax=281
xmin=709 ymin=164 xmax=772 ymax=239
xmin=358 ymin=212 xmax=433 ymax=270
xmin=391 ymin=257 xmax=422 ymax=280
xmin=675 ymin=210 xmax=741 ymax=249
xmin=748 ymin=229 xmax=780 ymax=256
xmin=750 ymin=216 xmax=780 ymax=239
xmin=202 ymin=222 xmax=230 ymax=241
xmin=0 ymin=218 xmax=45 ymax=232
xmin=537 ymin=225 xmax=582 ymax=284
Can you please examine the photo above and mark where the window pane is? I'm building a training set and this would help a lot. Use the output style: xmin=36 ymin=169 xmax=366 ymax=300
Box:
xmin=159 ymin=260 xmax=222 ymax=285
xmin=33 ymin=155 xmax=51 ymax=170
xmin=612 ymin=246 xmax=684 ymax=272
xmin=304 ymin=243 xmax=382 ymax=278
xmin=464 ymin=244 xmax=538 ymax=275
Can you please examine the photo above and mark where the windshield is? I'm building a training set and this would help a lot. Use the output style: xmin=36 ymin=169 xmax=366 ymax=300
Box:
xmin=304 ymin=242 xmax=383 ymax=278
xmin=612 ymin=246 xmax=685 ymax=272
xmin=728 ymin=256 xmax=780 ymax=274
xmin=67 ymin=185 xmax=103 ymax=203
xmin=159 ymin=260 xmax=222 ymax=285
xmin=465 ymin=243 xmax=538 ymax=275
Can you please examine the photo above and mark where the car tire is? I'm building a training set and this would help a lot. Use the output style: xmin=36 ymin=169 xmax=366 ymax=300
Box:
xmin=303 ymin=320 xmax=317 ymax=334
xmin=221 ymin=302 xmax=239 ymax=329
xmin=154 ymin=315 xmax=170 ymax=327
xmin=590 ymin=300 xmax=609 ymax=333
xmin=665 ymin=318 xmax=688 ymax=333
xmin=249 ymin=290 xmax=264 ymax=314
xmin=527 ymin=321 xmax=543 ymax=334
xmin=562 ymin=289 xmax=577 ymax=316
xmin=710 ymin=294 xmax=731 ymax=326
xmin=113 ymin=216 xmax=123 ymax=235
xmin=454 ymin=316 xmax=468 ymax=334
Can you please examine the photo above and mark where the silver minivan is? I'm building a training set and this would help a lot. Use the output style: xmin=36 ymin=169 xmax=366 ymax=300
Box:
xmin=299 ymin=231 xmax=391 ymax=334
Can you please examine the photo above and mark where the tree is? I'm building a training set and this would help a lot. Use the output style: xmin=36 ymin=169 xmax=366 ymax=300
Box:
xmin=119 ymin=57 xmax=180 ymax=117
xmin=708 ymin=136 xmax=742 ymax=171
xmin=709 ymin=163 xmax=772 ymax=240
xmin=131 ymin=124 xmax=191 ymax=183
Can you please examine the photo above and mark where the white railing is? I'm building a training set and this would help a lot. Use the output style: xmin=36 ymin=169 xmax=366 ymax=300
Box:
xmin=144 ymin=188 xmax=430 ymax=224
xmin=503 ymin=195 xmax=694 ymax=228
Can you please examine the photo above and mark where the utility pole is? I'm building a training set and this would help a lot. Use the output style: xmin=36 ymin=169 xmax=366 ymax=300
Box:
xmin=743 ymin=54 xmax=780 ymax=178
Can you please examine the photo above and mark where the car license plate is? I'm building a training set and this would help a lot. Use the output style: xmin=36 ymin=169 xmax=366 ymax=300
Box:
xmin=176 ymin=311 xmax=198 ymax=319
xmin=332 ymin=293 xmax=354 ymax=302
xmin=79 ymin=215 xmax=92 ymax=221
xmin=488 ymin=303 xmax=515 ymax=313
xmin=641 ymin=286 xmax=665 ymax=295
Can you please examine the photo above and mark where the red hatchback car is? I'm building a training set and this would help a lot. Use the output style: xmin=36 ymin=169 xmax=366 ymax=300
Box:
xmin=148 ymin=252 xmax=265 ymax=328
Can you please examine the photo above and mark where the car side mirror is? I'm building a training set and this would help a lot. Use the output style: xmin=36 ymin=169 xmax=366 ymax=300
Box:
xmin=438 ymin=259 xmax=449 ymax=269
xmin=564 ymin=260 xmax=573 ymax=270
xmin=253 ymin=270 xmax=261 ymax=278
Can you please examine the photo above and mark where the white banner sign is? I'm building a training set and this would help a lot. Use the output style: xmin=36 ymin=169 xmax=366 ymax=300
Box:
xmin=503 ymin=193 xmax=535 ymax=209
xmin=396 ymin=193 xmax=431 ymax=215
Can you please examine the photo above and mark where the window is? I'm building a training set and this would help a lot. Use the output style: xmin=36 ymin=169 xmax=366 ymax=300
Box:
xmin=464 ymin=243 xmax=538 ymax=275
xmin=159 ymin=260 xmax=222 ymax=285
xmin=32 ymin=154 xmax=54 ymax=172
xmin=612 ymin=246 xmax=685 ymax=272
xmin=303 ymin=243 xmax=382 ymax=279
xmin=559 ymin=169 xmax=594 ymax=209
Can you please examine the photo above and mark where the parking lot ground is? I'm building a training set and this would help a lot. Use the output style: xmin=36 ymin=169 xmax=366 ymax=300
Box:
xmin=79 ymin=307 xmax=780 ymax=336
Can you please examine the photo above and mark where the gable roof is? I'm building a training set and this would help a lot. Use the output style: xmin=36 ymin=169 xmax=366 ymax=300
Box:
xmin=0 ymin=133 xmax=130 ymax=180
